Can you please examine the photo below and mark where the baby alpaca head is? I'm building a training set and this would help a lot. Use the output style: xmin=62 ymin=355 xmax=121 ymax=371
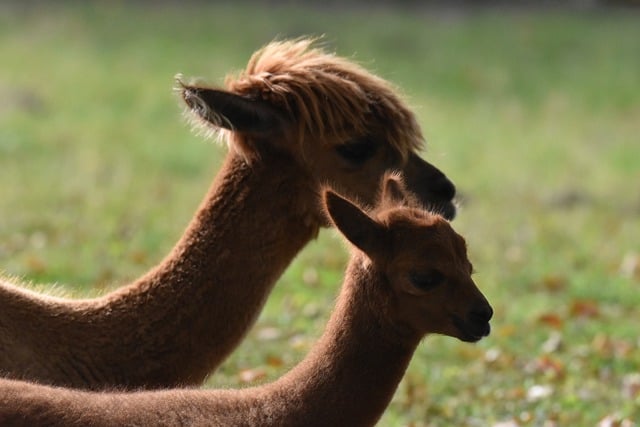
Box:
xmin=323 ymin=175 xmax=492 ymax=342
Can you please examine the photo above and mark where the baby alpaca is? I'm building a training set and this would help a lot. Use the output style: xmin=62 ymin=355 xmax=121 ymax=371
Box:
xmin=0 ymin=176 xmax=492 ymax=426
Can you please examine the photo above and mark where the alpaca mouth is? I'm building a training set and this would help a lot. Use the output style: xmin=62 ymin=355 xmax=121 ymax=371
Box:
xmin=440 ymin=201 xmax=457 ymax=221
xmin=452 ymin=316 xmax=491 ymax=343
xmin=426 ymin=199 xmax=457 ymax=221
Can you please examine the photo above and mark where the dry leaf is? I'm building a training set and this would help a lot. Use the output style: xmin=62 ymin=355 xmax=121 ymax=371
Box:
xmin=542 ymin=275 xmax=568 ymax=292
xmin=598 ymin=414 xmax=635 ymax=427
xmin=505 ymin=387 xmax=526 ymax=400
xmin=526 ymin=384 xmax=553 ymax=401
xmin=592 ymin=334 xmax=634 ymax=358
xmin=256 ymin=327 xmax=282 ymax=341
xmin=266 ymin=355 xmax=284 ymax=368
xmin=485 ymin=348 xmax=502 ymax=364
xmin=238 ymin=368 xmax=266 ymax=384
xmin=497 ymin=324 xmax=517 ymax=338
xmin=484 ymin=348 xmax=516 ymax=369
xmin=619 ymin=252 xmax=639 ymax=279
xmin=302 ymin=267 xmax=319 ymax=285
xmin=538 ymin=313 xmax=564 ymax=329
xmin=541 ymin=331 xmax=563 ymax=353
xmin=129 ymin=250 xmax=148 ymax=264
xmin=527 ymin=355 xmax=565 ymax=378
xmin=289 ymin=334 xmax=310 ymax=350
xmin=622 ymin=373 xmax=640 ymax=399
xmin=25 ymin=255 xmax=47 ymax=273
xmin=570 ymin=299 xmax=600 ymax=318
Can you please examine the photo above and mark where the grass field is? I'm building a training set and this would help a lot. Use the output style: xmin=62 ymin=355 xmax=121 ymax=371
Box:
xmin=1 ymin=3 xmax=639 ymax=425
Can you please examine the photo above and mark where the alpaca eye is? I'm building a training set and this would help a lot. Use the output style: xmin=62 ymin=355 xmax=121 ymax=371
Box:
xmin=409 ymin=270 xmax=445 ymax=291
xmin=335 ymin=139 xmax=376 ymax=165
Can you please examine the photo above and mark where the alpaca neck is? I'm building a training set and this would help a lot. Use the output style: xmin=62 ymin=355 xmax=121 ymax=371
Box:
xmin=258 ymin=258 xmax=421 ymax=426
xmin=112 ymin=149 xmax=318 ymax=385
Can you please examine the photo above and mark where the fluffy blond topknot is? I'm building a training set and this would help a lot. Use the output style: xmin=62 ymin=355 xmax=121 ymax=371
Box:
xmin=224 ymin=38 xmax=424 ymax=157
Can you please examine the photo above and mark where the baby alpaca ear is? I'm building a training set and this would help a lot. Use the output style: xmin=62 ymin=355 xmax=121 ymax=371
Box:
xmin=324 ymin=190 xmax=387 ymax=257
xmin=179 ymin=83 xmax=284 ymax=135
xmin=380 ymin=173 xmax=409 ymax=206
xmin=378 ymin=172 xmax=420 ymax=210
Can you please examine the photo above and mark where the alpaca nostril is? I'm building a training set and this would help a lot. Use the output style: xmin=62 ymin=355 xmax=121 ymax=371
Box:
xmin=471 ymin=304 xmax=493 ymax=323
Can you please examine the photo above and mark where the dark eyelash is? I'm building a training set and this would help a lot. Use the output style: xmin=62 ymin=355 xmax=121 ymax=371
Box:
xmin=335 ymin=139 xmax=376 ymax=164
xmin=409 ymin=270 xmax=445 ymax=291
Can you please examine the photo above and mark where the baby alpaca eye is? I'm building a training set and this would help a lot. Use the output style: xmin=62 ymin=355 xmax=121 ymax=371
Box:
xmin=409 ymin=270 xmax=445 ymax=291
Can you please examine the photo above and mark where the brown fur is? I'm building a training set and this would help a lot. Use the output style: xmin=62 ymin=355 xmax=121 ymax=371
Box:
xmin=0 ymin=38 xmax=457 ymax=390
xmin=0 ymin=177 xmax=492 ymax=427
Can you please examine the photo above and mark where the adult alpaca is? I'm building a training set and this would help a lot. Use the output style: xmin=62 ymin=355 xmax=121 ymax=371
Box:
xmin=0 ymin=38 xmax=457 ymax=390
xmin=0 ymin=177 xmax=492 ymax=427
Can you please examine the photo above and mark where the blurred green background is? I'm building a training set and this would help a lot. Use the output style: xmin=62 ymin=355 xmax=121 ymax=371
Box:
xmin=0 ymin=2 xmax=638 ymax=425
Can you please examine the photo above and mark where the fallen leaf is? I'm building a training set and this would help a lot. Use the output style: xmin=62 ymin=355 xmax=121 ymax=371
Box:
xmin=570 ymin=299 xmax=600 ymax=318
xmin=542 ymin=275 xmax=568 ymax=292
xmin=238 ymin=368 xmax=266 ymax=384
xmin=29 ymin=231 xmax=47 ymax=249
xmin=505 ymin=387 xmax=526 ymax=400
xmin=129 ymin=250 xmax=148 ymax=264
xmin=622 ymin=373 xmax=640 ymax=399
xmin=598 ymin=414 xmax=635 ymax=427
xmin=619 ymin=252 xmax=640 ymax=280
xmin=302 ymin=267 xmax=319 ymax=285
xmin=526 ymin=384 xmax=553 ymax=402
xmin=484 ymin=348 xmax=517 ymax=370
xmin=256 ymin=327 xmax=282 ymax=341
xmin=592 ymin=334 xmax=634 ymax=358
xmin=497 ymin=324 xmax=517 ymax=338
xmin=526 ymin=355 xmax=565 ymax=378
xmin=505 ymin=245 xmax=523 ymax=263
xmin=518 ymin=412 xmax=533 ymax=424
xmin=538 ymin=313 xmax=564 ymax=329
xmin=541 ymin=331 xmax=563 ymax=353
xmin=484 ymin=348 xmax=501 ymax=364
xmin=25 ymin=255 xmax=47 ymax=273
xmin=456 ymin=345 xmax=484 ymax=360
xmin=289 ymin=334 xmax=311 ymax=351
xmin=266 ymin=355 xmax=284 ymax=368
xmin=403 ymin=375 xmax=428 ymax=409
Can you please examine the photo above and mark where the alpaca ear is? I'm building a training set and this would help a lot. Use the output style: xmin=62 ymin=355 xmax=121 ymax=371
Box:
xmin=180 ymin=85 xmax=284 ymax=134
xmin=324 ymin=190 xmax=386 ymax=256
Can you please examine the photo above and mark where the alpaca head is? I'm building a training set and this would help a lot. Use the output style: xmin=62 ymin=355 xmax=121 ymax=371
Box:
xmin=177 ymin=38 xmax=456 ymax=221
xmin=323 ymin=175 xmax=492 ymax=343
